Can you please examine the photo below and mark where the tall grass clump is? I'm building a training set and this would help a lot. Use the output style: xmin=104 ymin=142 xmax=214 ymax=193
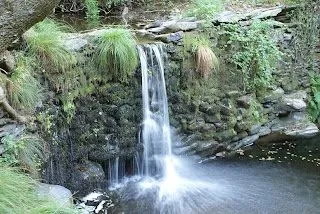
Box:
xmin=185 ymin=0 xmax=224 ymax=20
xmin=0 ymin=164 xmax=78 ymax=214
xmin=1 ymin=135 xmax=46 ymax=176
xmin=184 ymin=33 xmax=219 ymax=79
xmin=94 ymin=28 xmax=138 ymax=82
xmin=25 ymin=18 xmax=76 ymax=74
xmin=6 ymin=54 xmax=42 ymax=110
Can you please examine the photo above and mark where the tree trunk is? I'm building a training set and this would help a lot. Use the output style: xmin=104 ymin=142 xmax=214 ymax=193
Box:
xmin=0 ymin=0 xmax=60 ymax=53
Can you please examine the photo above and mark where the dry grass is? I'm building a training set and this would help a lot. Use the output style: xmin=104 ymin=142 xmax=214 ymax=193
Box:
xmin=196 ymin=46 xmax=219 ymax=79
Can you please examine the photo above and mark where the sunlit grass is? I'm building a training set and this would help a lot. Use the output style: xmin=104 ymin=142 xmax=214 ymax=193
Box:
xmin=94 ymin=28 xmax=138 ymax=82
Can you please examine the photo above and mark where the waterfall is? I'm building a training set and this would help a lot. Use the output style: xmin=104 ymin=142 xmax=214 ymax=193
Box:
xmin=138 ymin=43 xmax=173 ymax=178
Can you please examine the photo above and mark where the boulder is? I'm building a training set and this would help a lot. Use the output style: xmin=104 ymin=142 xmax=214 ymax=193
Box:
xmin=63 ymin=37 xmax=88 ymax=52
xmin=37 ymin=183 xmax=73 ymax=206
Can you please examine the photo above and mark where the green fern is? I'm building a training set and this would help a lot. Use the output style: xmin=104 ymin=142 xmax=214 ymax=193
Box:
xmin=94 ymin=28 xmax=138 ymax=83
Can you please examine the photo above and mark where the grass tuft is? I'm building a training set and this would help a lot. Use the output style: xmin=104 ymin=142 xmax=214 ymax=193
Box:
xmin=196 ymin=46 xmax=219 ymax=79
xmin=7 ymin=53 xmax=42 ymax=110
xmin=25 ymin=18 xmax=76 ymax=74
xmin=184 ymin=33 xmax=219 ymax=79
xmin=0 ymin=163 xmax=78 ymax=214
xmin=1 ymin=135 xmax=46 ymax=177
xmin=94 ymin=28 xmax=138 ymax=83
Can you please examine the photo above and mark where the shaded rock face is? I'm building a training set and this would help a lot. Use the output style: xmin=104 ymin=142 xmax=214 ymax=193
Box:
xmin=40 ymin=70 xmax=143 ymax=195
xmin=70 ymin=82 xmax=143 ymax=163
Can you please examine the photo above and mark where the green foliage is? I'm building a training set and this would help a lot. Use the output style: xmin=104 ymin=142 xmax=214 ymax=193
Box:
xmin=291 ymin=1 xmax=319 ymax=73
xmin=1 ymin=135 xmax=45 ymax=176
xmin=308 ymin=75 xmax=320 ymax=124
xmin=37 ymin=110 xmax=54 ymax=134
xmin=224 ymin=20 xmax=282 ymax=92
xmin=185 ymin=0 xmax=224 ymax=20
xmin=84 ymin=0 xmax=100 ymax=24
xmin=94 ymin=28 xmax=138 ymax=83
xmin=26 ymin=18 xmax=76 ymax=74
xmin=0 ymin=164 xmax=78 ymax=214
xmin=7 ymin=54 xmax=42 ymax=110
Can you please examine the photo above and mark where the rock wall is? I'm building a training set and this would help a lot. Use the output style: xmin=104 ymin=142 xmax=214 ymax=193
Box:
xmin=158 ymin=6 xmax=320 ymax=160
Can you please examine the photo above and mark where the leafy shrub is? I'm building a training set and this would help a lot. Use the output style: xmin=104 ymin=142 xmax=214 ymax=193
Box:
xmin=0 ymin=164 xmax=78 ymax=214
xmin=224 ymin=20 xmax=282 ymax=92
xmin=185 ymin=0 xmax=224 ymax=20
xmin=94 ymin=28 xmax=138 ymax=82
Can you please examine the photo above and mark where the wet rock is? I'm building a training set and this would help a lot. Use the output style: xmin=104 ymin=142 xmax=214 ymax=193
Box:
xmin=78 ymin=192 xmax=114 ymax=214
xmin=228 ymin=134 xmax=259 ymax=150
xmin=69 ymin=161 xmax=105 ymax=195
xmin=144 ymin=20 xmax=163 ymax=29
xmin=213 ymin=11 xmax=245 ymax=23
xmin=219 ymin=99 xmax=235 ymax=116
xmin=199 ymin=102 xmax=219 ymax=115
xmin=236 ymin=95 xmax=254 ymax=109
xmin=200 ymin=123 xmax=216 ymax=132
xmin=37 ymin=183 xmax=73 ymax=206
xmin=254 ymin=7 xmax=283 ymax=19
xmin=166 ymin=21 xmax=198 ymax=32
xmin=261 ymin=87 xmax=284 ymax=103
xmin=196 ymin=140 xmax=219 ymax=152
xmin=281 ymin=91 xmax=307 ymax=111
xmin=213 ymin=129 xmax=237 ymax=141
xmin=249 ymin=124 xmax=262 ymax=135
xmin=148 ymin=26 xmax=167 ymax=34
xmin=231 ymin=131 xmax=248 ymax=142
xmin=63 ymin=37 xmax=88 ymax=52
xmin=258 ymin=126 xmax=271 ymax=137
xmin=135 ymin=29 xmax=156 ymax=40
xmin=284 ymin=123 xmax=319 ymax=138
xmin=187 ymin=118 xmax=206 ymax=132
xmin=174 ymin=142 xmax=198 ymax=155
xmin=204 ymin=114 xmax=221 ymax=124
xmin=156 ymin=31 xmax=183 ymax=43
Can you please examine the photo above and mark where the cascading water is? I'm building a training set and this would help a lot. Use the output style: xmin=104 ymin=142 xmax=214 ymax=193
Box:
xmin=110 ymin=43 xmax=320 ymax=214
xmin=138 ymin=43 xmax=173 ymax=178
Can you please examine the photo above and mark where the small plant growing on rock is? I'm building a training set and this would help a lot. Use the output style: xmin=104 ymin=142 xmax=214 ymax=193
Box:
xmin=94 ymin=28 xmax=138 ymax=83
